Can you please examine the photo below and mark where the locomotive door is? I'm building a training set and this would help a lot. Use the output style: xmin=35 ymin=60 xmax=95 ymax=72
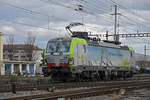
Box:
xmin=77 ymin=44 xmax=85 ymax=66
xmin=73 ymin=44 xmax=87 ymax=66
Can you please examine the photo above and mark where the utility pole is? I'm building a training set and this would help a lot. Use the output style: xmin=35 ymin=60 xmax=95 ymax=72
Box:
xmin=143 ymin=45 xmax=150 ymax=69
xmin=144 ymin=45 xmax=150 ymax=61
xmin=111 ymin=5 xmax=121 ymax=42
xmin=106 ymin=30 xmax=109 ymax=40
xmin=114 ymin=5 xmax=117 ymax=37
xmin=144 ymin=45 xmax=146 ymax=57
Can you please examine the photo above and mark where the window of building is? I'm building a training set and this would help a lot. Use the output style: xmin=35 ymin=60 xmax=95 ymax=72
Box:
xmin=22 ymin=64 xmax=27 ymax=73
xmin=14 ymin=50 xmax=19 ymax=53
xmin=20 ymin=50 xmax=25 ymax=53
xmin=5 ymin=64 xmax=11 ymax=74
xmin=14 ymin=64 xmax=20 ymax=74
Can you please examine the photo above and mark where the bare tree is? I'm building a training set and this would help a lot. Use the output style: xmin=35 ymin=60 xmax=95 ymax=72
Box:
xmin=24 ymin=32 xmax=36 ymax=61
xmin=7 ymin=34 xmax=15 ymax=45
xmin=7 ymin=34 xmax=15 ymax=60
xmin=24 ymin=32 xmax=36 ymax=46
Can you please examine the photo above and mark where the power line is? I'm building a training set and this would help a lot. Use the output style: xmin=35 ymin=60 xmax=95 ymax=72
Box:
xmin=120 ymin=14 xmax=150 ymax=29
xmin=0 ymin=1 xmax=111 ymax=34
xmin=101 ymin=0 xmax=150 ymax=32
xmin=0 ymin=18 xmax=62 ymax=32
xmin=0 ymin=1 xmax=48 ymax=17
xmin=41 ymin=0 xmax=114 ymax=24
xmin=0 ymin=1 xmax=74 ymax=32
xmin=40 ymin=0 xmax=75 ymax=10
xmin=119 ymin=10 xmax=149 ymax=26
xmin=108 ymin=0 xmax=150 ymax=29
xmin=0 ymin=1 xmax=71 ymax=22
xmin=40 ymin=0 xmax=115 ymax=34
xmin=75 ymin=0 xmax=143 ymax=33
xmin=75 ymin=0 xmax=114 ymax=22
xmin=76 ymin=0 xmax=109 ymax=14
xmin=2 ymin=0 xmax=150 ymax=36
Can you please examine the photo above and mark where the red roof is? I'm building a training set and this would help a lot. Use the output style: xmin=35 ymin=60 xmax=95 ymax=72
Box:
xmin=3 ymin=44 xmax=42 ymax=51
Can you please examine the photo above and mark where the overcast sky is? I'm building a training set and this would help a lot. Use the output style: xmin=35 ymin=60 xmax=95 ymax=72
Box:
xmin=0 ymin=0 xmax=150 ymax=54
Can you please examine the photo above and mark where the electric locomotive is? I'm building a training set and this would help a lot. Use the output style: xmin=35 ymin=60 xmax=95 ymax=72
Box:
xmin=43 ymin=37 xmax=135 ymax=81
xmin=42 ymin=23 xmax=136 ymax=81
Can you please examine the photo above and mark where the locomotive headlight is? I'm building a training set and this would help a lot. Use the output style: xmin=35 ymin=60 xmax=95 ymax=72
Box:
xmin=68 ymin=58 xmax=74 ymax=64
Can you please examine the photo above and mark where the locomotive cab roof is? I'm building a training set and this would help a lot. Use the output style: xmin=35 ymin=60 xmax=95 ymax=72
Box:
xmin=47 ymin=37 xmax=132 ymax=51
xmin=48 ymin=37 xmax=72 ymax=42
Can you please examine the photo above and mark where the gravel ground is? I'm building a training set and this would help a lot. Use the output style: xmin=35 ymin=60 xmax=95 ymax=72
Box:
xmin=1 ymin=88 xmax=150 ymax=100
xmin=0 ymin=87 xmax=89 ymax=100
xmin=0 ymin=90 xmax=50 ymax=100
xmin=75 ymin=89 xmax=150 ymax=100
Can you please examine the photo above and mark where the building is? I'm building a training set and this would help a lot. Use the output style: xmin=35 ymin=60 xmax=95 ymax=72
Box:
xmin=135 ymin=53 xmax=150 ymax=69
xmin=3 ymin=44 xmax=42 ymax=75
xmin=0 ymin=32 xmax=5 ymax=75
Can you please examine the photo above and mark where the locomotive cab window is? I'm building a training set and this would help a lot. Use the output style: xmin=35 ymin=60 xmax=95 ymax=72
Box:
xmin=47 ymin=42 xmax=56 ymax=53
xmin=47 ymin=41 xmax=70 ymax=53
xmin=56 ymin=41 xmax=70 ymax=52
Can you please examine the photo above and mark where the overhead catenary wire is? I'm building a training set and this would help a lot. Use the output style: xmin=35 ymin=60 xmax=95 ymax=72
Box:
xmin=0 ymin=1 xmax=48 ymax=17
xmin=39 ymin=0 xmax=115 ymax=33
xmin=107 ymin=0 xmax=150 ymax=30
xmin=109 ymin=0 xmax=150 ymax=22
xmin=76 ymin=0 xmax=111 ymax=14
xmin=0 ymin=1 xmax=70 ymax=32
xmin=100 ymin=0 xmax=150 ymax=33
xmin=75 ymin=0 xmax=114 ymax=22
xmin=40 ymin=0 xmax=139 ymax=34
xmin=0 ymin=18 xmax=63 ymax=32
xmin=40 ymin=0 xmax=76 ymax=10
xmin=41 ymin=0 xmax=114 ymax=24
xmin=0 ymin=1 xmax=70 ymax=21
xmin=118 ymin=17 xmax=139 ymax=32
xmin=120 ymin=14 xmax=150 ymax=29
xmin=0 ymin=0 xmax=78 ymax=32
xmin=102 ymin=0 xmax=150 ymax=33
xmin=1 ymin=0 xmax=149 ymax=32
xmin=75 ymin=0 xmax=136 ymax=34
xmin=1 ymin=0 xmax=150 ymax=35
xmin=0 ymin=0 xmax=107 ymax=34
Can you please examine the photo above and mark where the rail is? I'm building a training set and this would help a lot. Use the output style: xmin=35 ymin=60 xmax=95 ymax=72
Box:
xmin=4 ymin=80 xmax=150 ymax=100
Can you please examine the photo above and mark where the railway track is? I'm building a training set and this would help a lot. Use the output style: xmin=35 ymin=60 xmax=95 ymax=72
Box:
xmin=3 ymin=80 xmax=150 ymax=100
xmin=0 ymin=78 xmax=149 ymax=93
xmin=0 ymin=76 xmax=150 ymax=93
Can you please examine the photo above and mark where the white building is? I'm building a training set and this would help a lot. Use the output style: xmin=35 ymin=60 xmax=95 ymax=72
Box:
xmin=0 ymin=32 xmax=5 ymax=75
xmin=3 ymin=44 xmax=42 ymax=75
